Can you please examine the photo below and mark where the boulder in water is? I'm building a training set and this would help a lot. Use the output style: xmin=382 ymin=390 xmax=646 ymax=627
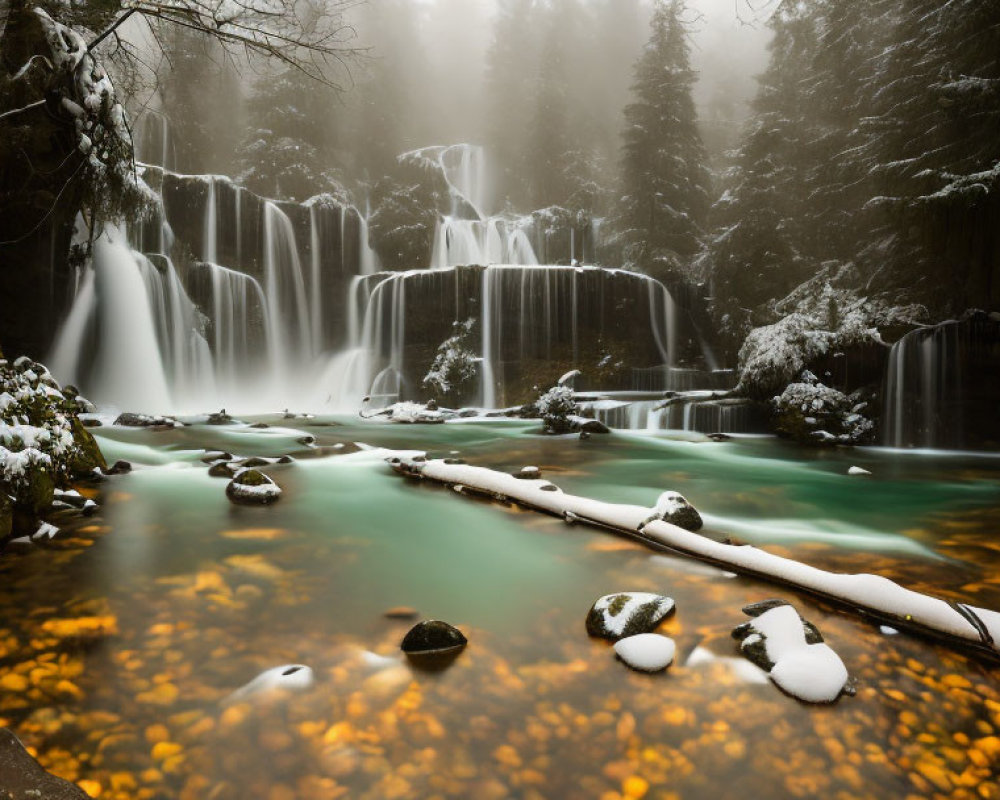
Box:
xmin=114 ymin=412 xmax=177 ymax=427
xmin=207 ymin=409 xmax=234 ymax=425
xmin=613 ymin=633 xmax=676 ymax=672
xmin=586 ymin=592 xmax=675 ymax=640
xmin=732 ymin=600 xmax=848 ymax=703
xmin=401 ymin=619 xmax=468 ymax=671
xmin=401 ymin=620 xmax=467 ymax=654
xmin=0 ymin=728 xmax=90 ymax=799
xmin=649 ymin=491 xmax=703 ymax=532
xmin=208 ymin=461 xmax=239 ymax=478
xmin=226 ymin=469 xmax=281 ymax=505
xmin=103 ymin=460 xmax=132 ymax=476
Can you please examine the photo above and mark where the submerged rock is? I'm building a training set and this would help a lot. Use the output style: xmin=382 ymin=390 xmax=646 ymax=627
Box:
xmin=648 ymin=491 xmax=703 ymax=532
xmin=732 ymin=599 xmax=849 ymax=703
xmin=0 ymin=728 xmax=89 ymax=798
xmin=223 ymin=664 xmax=314 ymax=705
xmin=226 ymin=469 xmax=282 ymax=505
xmin=586 ymin=592 xmax=675 ymax=641
xmin=613 ymin=633 xmax=676 ymax=672
xmin=384 ymin=606 xmax=420 ymax=620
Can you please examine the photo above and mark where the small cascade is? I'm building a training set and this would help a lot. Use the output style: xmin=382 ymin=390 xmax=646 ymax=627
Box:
xmin=882 ymin=314 xmax=1000 ymax=449
xmin=203 ymin=179 xmax=217 ymax=263
xmin=52 ymin=228 xmax=176 ymax=410
xmin=590 ymin=394 xmax=767 ymax=435
xmin=431 ymin=217 xmax=539 ymax=269
xmin=262 ymin=201 xmax=313 ymax=372
xmin=407 ymin=144 xmax=543 ymax=269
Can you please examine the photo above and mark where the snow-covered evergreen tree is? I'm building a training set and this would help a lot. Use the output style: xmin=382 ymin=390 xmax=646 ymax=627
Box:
xmin=236 ymin=65 xmax=343 ymax=201
xmin=703 ymin=2 xmax=818 ymax=342
xmin=613 ymin=0 xmax=710 ymax=280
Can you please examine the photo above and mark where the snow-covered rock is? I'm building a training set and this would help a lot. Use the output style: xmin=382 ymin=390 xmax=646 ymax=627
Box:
xmin=372 ymin=402 xmax=446 ymax=424
xmin=771 ymin=373 xmax=875 ymax=446
xmin=225 ymin=469 xmax=281 ymax=505
xmin=732 ymin=600 xmax=849 ymax=703
xmin=223 ymin=664 xmax=313 ymax=705
xmin=586 ymin=592 xmax=675 ymax=641
xmin=613 ymin=633 xmax=676 ymax=672
xmin=648 ymin=491 xmax=703 ymax=532
xmin=848 ymin=466 xmax=872 ymax=475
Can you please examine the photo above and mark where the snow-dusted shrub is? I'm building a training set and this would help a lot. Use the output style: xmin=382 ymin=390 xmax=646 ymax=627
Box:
xmin=423 ymin=318 xmax=478 ymax=406
xmin=771 ymin=371 xmax=875 ymax=446
xmin=736 ymin=266 xmax=926 ymax=398
xmin=0 ymin=355 xmax=104 ymax=529
xmin=536 ymin=384 xmax=578 ymax=434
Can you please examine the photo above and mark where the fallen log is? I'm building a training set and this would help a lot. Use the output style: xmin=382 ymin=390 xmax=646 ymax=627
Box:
xmin=387 ymin=455 xmax=1000 ymax=664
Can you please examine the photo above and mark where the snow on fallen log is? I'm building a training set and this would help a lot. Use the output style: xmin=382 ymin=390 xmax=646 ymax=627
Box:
xmin=387 ymin=456 xmax=1000 ymax=662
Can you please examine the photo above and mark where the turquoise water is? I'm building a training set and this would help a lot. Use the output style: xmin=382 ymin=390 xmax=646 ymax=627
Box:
xmin=2 ymin=418 xmax=999 ymax=798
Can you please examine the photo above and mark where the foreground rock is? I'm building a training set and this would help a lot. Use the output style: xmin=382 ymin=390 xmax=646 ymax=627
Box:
xmin=732 ymin=599 xmax=849 ymax=703
xmin=0 ymin=728 xmax=89 ymax=799
xmin=401 ymin=620 xmax=467 ymax=654
xmin=586 ymin=592 xmax=675 ymax=641
xmin=225 ymin=469 xmax=282 ymax=505
xmin=1 ymin=354 xmax=106 ymax=542
xmin=400 ymin=620 xmax=467 ymax=670
xmin=613 ymin=633 xmax=676 ymax=672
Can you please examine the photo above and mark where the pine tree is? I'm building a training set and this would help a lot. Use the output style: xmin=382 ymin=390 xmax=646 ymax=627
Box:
xmin=235 ymin=64 xmax=343 ymax=201
xmin=524 ymin=0 xmax=576 ymax=209
xmin=483 ymin=0 xmax=541 ymax=209
xmin=702 ymin=2 xmax=819 ymax=341
xmin=614 ymin=0 xmax=710 ymax=280
xmin=857 ymin=0 xmax=1000 ymax=313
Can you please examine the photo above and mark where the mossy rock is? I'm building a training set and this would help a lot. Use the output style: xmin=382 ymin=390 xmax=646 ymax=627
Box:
xmin=225 ymin=469 xmax=281 ymax=505
xmin=19 ymin=464 xmax=54 ymax=516
xmin=0 ymin=492 xmax=11 ymax=540
xmin=69 ymin=417 xmax=107 ymax=474
xmin=585 ymin=592 xmax=675 ymax=641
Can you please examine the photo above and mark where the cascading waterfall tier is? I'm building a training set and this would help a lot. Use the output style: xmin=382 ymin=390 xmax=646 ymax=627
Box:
xmin=882 ymin=313 xmax=1000 ymax=449
xmin=321 ymin=264 xmax=679 ymax=409
xmin=405 ymin=144 xmax=594 ymax=269
xmin=49 ymin=167 xmax=381 ymax=413
xmin=586 ymin=393 xmax=767 ymax=435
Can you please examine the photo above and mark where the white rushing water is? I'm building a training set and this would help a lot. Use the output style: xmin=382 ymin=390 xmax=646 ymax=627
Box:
xmin=48 ymin=139 xmax=686 ymax=414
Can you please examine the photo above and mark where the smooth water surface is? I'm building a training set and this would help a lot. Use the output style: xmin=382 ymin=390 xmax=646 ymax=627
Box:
xmin=2 ymin=418 xmax=1000 ymax=799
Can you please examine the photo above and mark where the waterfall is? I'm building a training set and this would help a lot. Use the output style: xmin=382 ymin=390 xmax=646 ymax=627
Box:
xmin=589 ymin=395 xmax=766 ymax=434
xmin=203 ymin=179 xmax=217 ymax=263
xmin=882 ymin=322 xmax=964 ymax=449
xmin=51 ymin=228 xmax=176 ymax=410
xmin=322 ymin=264 xmax=683 ymax=410
xmin=262 ymin=201 xmax=312 ymax=372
